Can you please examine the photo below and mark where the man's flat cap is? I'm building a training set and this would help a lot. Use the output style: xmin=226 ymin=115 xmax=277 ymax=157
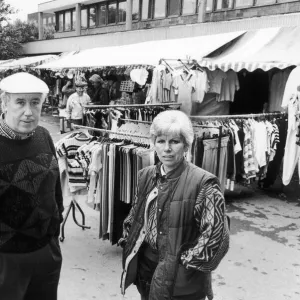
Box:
xmin=0 ymin=72 xmax=49 ymax=94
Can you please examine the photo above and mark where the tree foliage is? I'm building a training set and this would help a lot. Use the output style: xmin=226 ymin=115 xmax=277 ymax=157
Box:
xmin=0 ymin=0 xmax=14 ymax=24
xmin=0 ymin=0 xmax=56 ymax=60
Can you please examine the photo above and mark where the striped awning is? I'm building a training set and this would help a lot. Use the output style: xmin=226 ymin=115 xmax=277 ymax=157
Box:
xmin=34 ymin=31 xmax=245 ymax=69
xmin=200 ymin=27 xmax=300 ymax=72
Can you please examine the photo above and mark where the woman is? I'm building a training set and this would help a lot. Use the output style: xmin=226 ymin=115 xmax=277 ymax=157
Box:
xmin=119 ymin=110 xmax=229 ymax=300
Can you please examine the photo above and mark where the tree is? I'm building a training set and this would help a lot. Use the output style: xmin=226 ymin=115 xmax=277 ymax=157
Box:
xmin=0 ymin=23 xmax=23 ymax=60
xmin=0 ymin=0 xmax=21 ymax=59
xmin=0 ymin=0 xmax=14 ymax=25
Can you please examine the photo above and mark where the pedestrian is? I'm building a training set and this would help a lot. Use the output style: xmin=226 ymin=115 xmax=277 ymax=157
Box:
xmin=60 ymin=79 xmax=75 ymax=108
xmin=0 ymin=72 xmax=64 ymax=300
xmin=119 ymin=110 xmax=230 ymax=300
xmin=66 ymin=80 xmax=91 ymax=127
xmin=89 ymin=74 xmax=109 ymax=105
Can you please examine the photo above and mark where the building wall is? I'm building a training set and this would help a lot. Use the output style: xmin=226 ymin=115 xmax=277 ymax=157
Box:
xmin=23 ymin=1 xmax=300 ymax=55
xmin=28 ymin=12 xmax=56 ymax=27
xmin=207 ymin=2 xmax=300 ymax=22
xmin=23 ymin=11 xmax=300 ymax=55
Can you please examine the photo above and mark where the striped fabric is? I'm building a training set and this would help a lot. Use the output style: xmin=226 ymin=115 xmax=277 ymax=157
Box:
xmin=56 ymin=134 xmax=91 ymax=190
xmin=200 ymin=60 xmax=292 ymax=73
xmin=0 ymin=114 xmax=21 ymax=139
xmin=180 ymin=179 xmax=230 ymax=272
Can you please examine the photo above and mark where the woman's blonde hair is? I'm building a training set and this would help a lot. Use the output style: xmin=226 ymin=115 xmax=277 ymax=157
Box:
xmin=150 ymin=110 xmax=194 ymax=148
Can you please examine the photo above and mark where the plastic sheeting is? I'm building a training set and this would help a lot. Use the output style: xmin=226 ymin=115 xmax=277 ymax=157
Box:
xmin=200 ymin=27 xmax=300 ymax=72
xmin=35 ymin=31 xmax=245 ymax=69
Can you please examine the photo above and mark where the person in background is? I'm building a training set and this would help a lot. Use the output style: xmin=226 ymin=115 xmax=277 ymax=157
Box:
xmin=0 ymin=72 xmax=64 ymax=300
xmin=66 ymin=80 xmax=91 ymax=127
xmin=119 ymin=110 xmax=230 ymax=300
xmin=60 ymin=79 xmax=75 ymax=109
xmin=89 ymin=74 xmax=109 ymax=105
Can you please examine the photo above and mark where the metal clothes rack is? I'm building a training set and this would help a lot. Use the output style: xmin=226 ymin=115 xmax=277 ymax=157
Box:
xmin=60 ymin=197 xmax=91 ymax=242
xmin=84 ymin=103 xmax=182 ymax=109
xmin=73 ymin=124 xmax=150 ymax=139
xmin=190 ymin=112 xmax=285 ymax=120
xmin=120 ymin=118 xmax=152 ymax=124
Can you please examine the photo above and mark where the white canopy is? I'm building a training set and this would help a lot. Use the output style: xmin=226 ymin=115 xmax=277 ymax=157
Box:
xmin=200 ymin=27 xmax=300 ymax=72
xmin=0 ymin=55 xmax=58 ymax=69
xmin=35 ymin=31 xmax=245 ymax=69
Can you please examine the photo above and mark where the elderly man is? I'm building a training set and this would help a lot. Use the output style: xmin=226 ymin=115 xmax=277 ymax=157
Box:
xmin=0 ymin=72 xmax=64 ymax=300
xmin=89 ymin=74 xmax=109 ymax=105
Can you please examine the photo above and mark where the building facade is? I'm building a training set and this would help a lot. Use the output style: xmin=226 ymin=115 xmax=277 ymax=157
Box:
xmin=28 ymin=12 xmax=56 ymax=28
xmin=24 ymin=0 xmax=300 ymax=55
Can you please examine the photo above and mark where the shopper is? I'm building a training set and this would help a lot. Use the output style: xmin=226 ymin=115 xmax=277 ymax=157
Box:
xmin=66 ymin=80 xmax=91 ymax=127
xmin=89 ymin=74 xmax=109 ymax=105
xmin=0 ymin=72 xmax=64 ymax=300
xmin=119 ymin=110 xmax=230 ymax=300
xmin=60 ymin=79 xmax=75 ymax=108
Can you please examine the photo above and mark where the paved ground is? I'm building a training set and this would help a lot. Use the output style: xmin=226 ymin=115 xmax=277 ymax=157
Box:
xmin=40 ymin=113 xmax=300 ymax=300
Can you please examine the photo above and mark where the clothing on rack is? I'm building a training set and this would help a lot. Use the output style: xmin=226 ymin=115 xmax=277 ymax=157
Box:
xmin=217 ymin=70 xmax=240 ymax=102
xmin=268 ymin=68 xmax=292 ymax=112
xmin=281 ymin=66 xmax=300 ymax=109
xmin=59 ymin=124 xmax=154 ymax=244
xmin=191 ymin=113 xmax=287 ymax=190
xmin=172 ymin=72 xmax=196 ymax=115
xmin=207 ymin=69 xmax=227 ymax=94
xmin=282 ymin=93 xmax=300 ymax=185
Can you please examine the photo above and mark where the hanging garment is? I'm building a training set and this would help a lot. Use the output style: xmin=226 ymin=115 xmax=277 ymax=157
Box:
xmin=191 ymin=70 xmax=209 ymax=104
xmin=207 ymin=69 xmax=227 ymax=94
xmin=268 ymin=68 xmax=292 ymax=112
xmin=172 ymin=72 xmax=196 ymax=115
xmin=217 ymin=70 xmax=239 ymax=102
xmin=282 ymin=66 xmax=300 ymax=109
xmin=282 ymin=94 xmax=300 ymax=185
xmin=201 ymin=136 xmax=229 ymax=192
xmin=263 ymin=118 xmax=287 ymax=188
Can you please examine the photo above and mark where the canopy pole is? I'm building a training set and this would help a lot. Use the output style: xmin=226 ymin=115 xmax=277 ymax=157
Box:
xmin=84 ymin=103 xmax=182 ymax=109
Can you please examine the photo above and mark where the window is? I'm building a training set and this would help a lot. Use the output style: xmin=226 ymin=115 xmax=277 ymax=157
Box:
xmin=99 ymin=4 xmax=107 ymax=26
xmin=168 ymin=0 xmax=180 ymax=16
xmin=43 ymin=18 xmax=47 ymax=25
xmin=81 ymin=8 xmax=88 ymax=28
xmin=108 ymin=2 xmax=117 ymax=24
xmin=132 ymin=0 xmax=140 ymax=21
xmin=142 ymin=0 xmax=152 ymax=20
xmin=72 ymin=10 xmax=76 ymax=29
xmin=58 ymin=13 xmax=63 ymax=31
xmin=255 ymin=0 xmax=275 ymax=5
xmin=48 ymin=17 xmax=52 ymax=25
xmin=182 ymin=0 xmax=197 ymax=14
xmin=118 ymin=1 xmax=127 ymax=23
xmin=154 ymin=0 xmax=166 ymax=18
xmin=235 ymin=0 xmax=253 ymax=7
xmin=65 ymin=11 xmax=71 ymax=30
xmin=216 ymin=0 xmax=233 ymax=9
xmin=89 ymin=6 xmax=96 ymax=27
xmin=206 ymin=0 xmax=213 ymax=11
